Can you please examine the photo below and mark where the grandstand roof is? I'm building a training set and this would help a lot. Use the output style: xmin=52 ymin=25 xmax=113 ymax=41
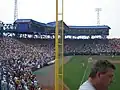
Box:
xmin=15 ymin=19 xmax=46 ymax=26
xmin=46 ymin=20 xmax=69 ymax=29
xmin=47 ymin=21 xmax=56 ymax=27
xmin=15 ymin=19 xmax=31 ymax=23
xmin=14 ymin=19 xmax=111 ymax=29
xmin=47 ymin=21 xmax=110 ymax=29
xmin=1 ymin=19 xmax=110 ymax=36
xmin=69 ymin=25 xmax=111 ymax=29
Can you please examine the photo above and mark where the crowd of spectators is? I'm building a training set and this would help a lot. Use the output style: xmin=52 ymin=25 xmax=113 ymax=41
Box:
xmin=0 ymin=37 xmax=55 ymax=90
xmin=1 ymin=36 xmax=120 ymax=90
xmin=64 ymin=39 xmax=120 ymax=55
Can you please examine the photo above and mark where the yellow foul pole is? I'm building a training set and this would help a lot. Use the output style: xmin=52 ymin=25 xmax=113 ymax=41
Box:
xmin=55 ymin=0 xmax=64 ymax=89
xmin=61 ymin=0 xmax=64 ymax=89
xmin=55 ymin=0 xmax=59 ymax=90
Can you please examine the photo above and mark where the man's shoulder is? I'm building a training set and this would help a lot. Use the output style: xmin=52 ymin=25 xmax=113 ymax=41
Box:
xmin=78 ymin=80 xmax=96 ymax=90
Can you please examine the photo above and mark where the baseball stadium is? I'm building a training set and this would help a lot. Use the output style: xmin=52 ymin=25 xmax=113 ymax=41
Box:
xmin=0 ymin=0 xmax=120 ymax=90
xmin=0 ymin=18 xmax=120 ymax=90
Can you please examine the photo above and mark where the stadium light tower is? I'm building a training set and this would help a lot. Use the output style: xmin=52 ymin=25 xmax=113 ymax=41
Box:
xmin=14 ymin=0 xmax=18 ymax=21
xmin=95 ymin=8 xmax=102 ymax=25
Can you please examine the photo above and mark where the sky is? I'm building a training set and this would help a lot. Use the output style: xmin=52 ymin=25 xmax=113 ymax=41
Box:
xmin=0 ymin=0 xmax=119 ymax=38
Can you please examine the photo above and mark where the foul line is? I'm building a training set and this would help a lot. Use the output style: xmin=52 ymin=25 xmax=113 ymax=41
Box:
xmin=80 ymin=59 xmax=89 ymax=86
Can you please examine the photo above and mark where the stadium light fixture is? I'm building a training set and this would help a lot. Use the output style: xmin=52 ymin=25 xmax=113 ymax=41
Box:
xmin=14 ymin=0 xmax=18 ymax=21
xmin=95 ymin=8 xmax=102 ymax=25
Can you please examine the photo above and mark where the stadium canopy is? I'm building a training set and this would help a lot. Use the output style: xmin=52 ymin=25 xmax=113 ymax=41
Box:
xmin=69 ymin=25 xmax=111 ymax=29
xmin=47 ymin=20 xmax=69 ymax=29
xmin=0 ymin=19 xmax=111 ymax=36
xmin=14 ymin=19 xmax=46 ymax=26
xmin=14 ymin=19 xmax=46 ymax=33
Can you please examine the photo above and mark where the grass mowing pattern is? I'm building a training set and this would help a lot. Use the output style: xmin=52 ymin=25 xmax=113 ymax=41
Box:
xmin=63 ymin=55 xmax=120 ymax=90
xmin=61 ymin=56 xmax=91 ymax=90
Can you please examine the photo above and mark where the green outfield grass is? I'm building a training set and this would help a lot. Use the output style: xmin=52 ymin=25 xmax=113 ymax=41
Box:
xmin=62 ymin=55 xmax=120 ymax=90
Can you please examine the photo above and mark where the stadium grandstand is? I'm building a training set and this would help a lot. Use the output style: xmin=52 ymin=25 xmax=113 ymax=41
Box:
xmin=0 ymin=19 xmax=120 ymax=90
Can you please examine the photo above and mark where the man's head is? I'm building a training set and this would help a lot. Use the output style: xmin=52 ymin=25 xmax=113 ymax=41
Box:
xmin=89 ymin=60 xmax=116 ymax=88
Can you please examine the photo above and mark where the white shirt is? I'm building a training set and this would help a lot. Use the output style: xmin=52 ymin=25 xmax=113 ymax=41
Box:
xmin=78 ymin=80 xmax=96 ymax=90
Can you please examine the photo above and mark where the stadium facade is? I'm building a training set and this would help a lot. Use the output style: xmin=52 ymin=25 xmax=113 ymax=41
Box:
xmin=0 ymin=19 xmax=120 ymax=90
xmin=0 ymin=19 xmax=110 ymax=39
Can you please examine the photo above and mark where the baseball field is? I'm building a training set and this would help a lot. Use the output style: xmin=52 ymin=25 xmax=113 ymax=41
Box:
xmin=62 ymin=55 xmax=120 ymax=90
xmin=33 ymin=55 xmax=120 ymax=90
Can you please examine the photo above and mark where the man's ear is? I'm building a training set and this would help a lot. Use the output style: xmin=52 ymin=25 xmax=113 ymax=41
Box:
xmin=96 ymin=72 xmax=106 ymax=79
xmin=96 ymin=72 xmax=101 ymax=79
